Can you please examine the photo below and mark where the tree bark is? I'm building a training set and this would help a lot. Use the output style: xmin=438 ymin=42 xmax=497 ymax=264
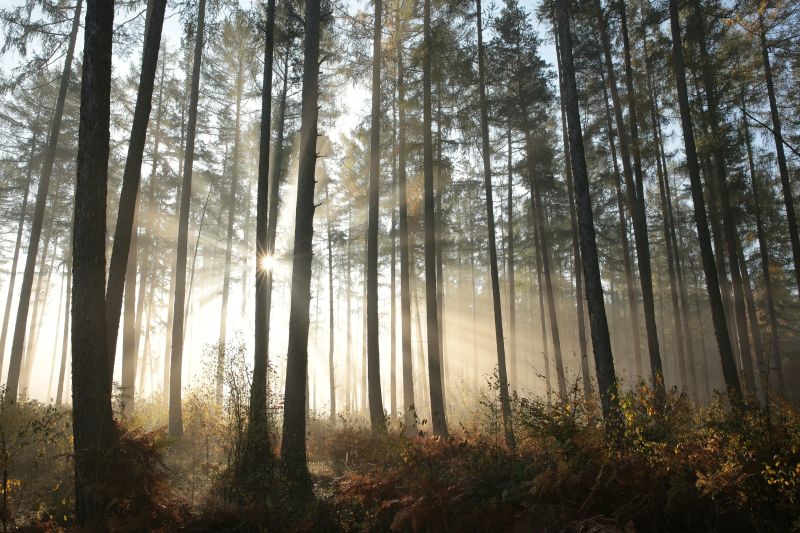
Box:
xmin=759 ymin=12 xmax=800 ymax=299
xmin=476 ymin=0 xmax=514 ymax=449
xmin=555 ymin=0 xmax=618 ymax=421
xmin=169 ymin=0 xmax=206 ymax=438
xmin=667 ymin=0 xmax=740 ymax=404
xmin=422 ymin=0 xmax=447 ymax=437
xmin=105 ymin=0 xmax=167 ymax=379
xmin=281 ymin=0 xmax=321 ymax=482
xmin=366 ymin=0 xmax=386 ymax=433
xmin=72 ymin=0 xmax=116 ymax=520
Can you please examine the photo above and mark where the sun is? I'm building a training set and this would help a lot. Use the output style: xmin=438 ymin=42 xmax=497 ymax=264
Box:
xmin=259 ymin=254 xmax=275 ymax=273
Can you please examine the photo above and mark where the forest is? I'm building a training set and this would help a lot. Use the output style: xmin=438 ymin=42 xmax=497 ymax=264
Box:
xmin=0 ymin=0 xmax=798 ymax=530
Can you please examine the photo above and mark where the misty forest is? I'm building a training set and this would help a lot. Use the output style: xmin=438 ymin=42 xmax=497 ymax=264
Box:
xmin=0 ymin=0 xmax=799 ymax=529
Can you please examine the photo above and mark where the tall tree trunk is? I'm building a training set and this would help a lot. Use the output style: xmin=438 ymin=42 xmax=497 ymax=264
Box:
xmin=219 ymin=54 xmax=245 ymax=405
xmin=56 ymin=263 xmax=71 ymax=407
xmin=598 ymin=52 xmax=642 ymax=379
xmin=505 ymin=127 xmax=518 ymax=390
xmin=742 ymin=101 xmax=784 ymax=392
xmin=0 ymin=134 xmax=37 ymax=381
xmin=555 ymin=0 xmax=618 ymax=420
xmin=47 ymin=270 xmax=66 ymax=401
xmin=346 ymin=205 xmax=353 ymax=412
xmin=72 ymin=0 xmax=116 ymax=520
xmin=366 ymin=0 xmax=386 ymax=433
xmin=390 ymin=97 xmax=398 ymax=421
xmin=6 ymin=0 xmax=81 ymax=400
xmin=263 ymin=41 xmax=292 ymax=376
xmin=422 ymin=0 xmax=447 ymax=437
xmin=169 ymin=0 xmax=206 ymax=438
xmin=105 ymin=0 xmax=167 ymax=376
xmin=527 ymin=135 xmax=566 ymax=398
xmin=476 ymin=0 xmax=513 ymax=448
xmin=281 ymin=0 xmax=321 ymax=482
xmin=396 ymin=23 xmax=415 ymax=433
xmin=326 ymin=182 xmax=336 ymax=422
xmin=667 ymin=0 xmax=740 ymax=404
xmin=596 ymin=0 xmax=663 ymax=399
xmin=121 ymin=227 xmax=137 ymax=414
xmin=759 ymin=12 xmax=800 ymax=298
xmin=532 ymin=209 xmax=552 ymax=403
xmin=694 ymin=5 xmax=756 ymax=393
xmin=643 ymin=34 xmax=688 ymax=392
xmin=556 ymin=33 xmax=591 ymax=399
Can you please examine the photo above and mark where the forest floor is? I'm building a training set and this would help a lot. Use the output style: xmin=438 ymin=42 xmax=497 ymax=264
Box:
xmin=4 ymin=382 xmax=800 ymax=532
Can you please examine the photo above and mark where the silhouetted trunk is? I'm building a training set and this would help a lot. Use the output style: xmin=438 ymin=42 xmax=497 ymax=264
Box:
xmin=281 ymin=0 xmax=321 ymax=482
xmin=121 ymin=226 xmax=137 ymax=415
xmin=759 ymin=12 xmax=800 ymax=299
xmin=219 ymin=53 xmax=244 ymax=405
xmin=390 ymin=95 xmax=398 ymax=421
xmin=169 ymin=0 xmax=206 ymax=438
xmin=56 ymin=263 xmax=71 ymax=407
xmin=556 ymin=0 xmax=618 ymax=421
xmin=366 ymin=0 xmax=386 ymax=433
xmin=264 ymin=42 xmax=292 ymax=373
xmin=72 ymin=0 xmax=116 ymax=521
xmin=6 ymin=0 xmax=81 ymax=400
xmin=532 ymin=209 xmax=551 ymax=403
xmin=743 ymin=102 xmax=784 ymax=392
xmin=694 ymin=5 xmax=756 ymax=393
xmin=668 ymin=0 xmax=740 ymax=404
xmin=47 ymin=271 xmax=66 ymax=401
xmin=598 ymin=53 xmax=642 ymax=379
xmin=555 ymin=33 xmax=591 ymax=399
xmin=597 ymin=0 xmax=663 ymax=399
xmin=422 ymin=0 xmax=447 ymax=437
xmin=505 ymin=126 xmax=518 ymax=390
xmin=527 ymin=135 xmax=566 ymax=398
xmin=326 ymin=182 xmax=336 ymax=422
xmin=476 ymin=0 xmax=513 ymax=449
xmin=396 ymin=26 xmax=415 ymax=433
xmin=643 ymin=35 xmax=687 ymax=392
xmin=0 ymin=134 xmax=37 ymax=380
xmin=346 ymin=205 xmax=353 ymax=412
xmin=105 ymin=0 xmax=167 ymax=376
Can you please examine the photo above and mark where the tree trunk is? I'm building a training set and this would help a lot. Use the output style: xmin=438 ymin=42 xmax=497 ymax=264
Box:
xmin=422 ymin=0 xmax=447 ymax=437
xmin=597 ymin=0 xmax=663 ymax=399
xmin=476 ymin=0 xmax=513 ymax=448
xmin=505 ymin=127 xmax=518 ymax=390
xmin=555 ymin=0 xmax=618 ymax=421
xmin=326 ymin=181 xmax=336 ymax=422
xmin=555 ymin=33 xmax=591 ymax=399
xmin=694 ymin=4 xmax=756 ymax=393
xmin=6 ymin=0 xmax=82 ymax=401
xmin=105 ymin=0 xmax=167 ymax=376
xmin=667 ymin=0 xmax=740 ymax=404
xmin=121 ymin=226 xmax=137 ymax=415
xmin=597 ymin=52 xmax=642 ymax=380
xmin=219 ymin=53 xmax=245 ymax=405
xmin=366 ymin=0 xmax=386 ymax=433
xmin=759 ymin=12 xmax=800 ymax=299
xmin=281 ymin=0 xmax=321 ymax=482
xmin=47 ymin=271 xmax=66 ymax=401
xmin=742 ymin=101 xmax=784 ymax=392
xmin=169 ymin=0 xmax=206 ymax=438
xmin=72 ymin=0 xmax=116 ymax=520
xmin=390 ymin=96 xmax=398 ymax=421
xmin=0 ymin=134 xmax=37 ymax=381
xmin=56 ymin=264 xmax=71 ymax=407
xmin=396 ymin=24 xmax=415 ymax=433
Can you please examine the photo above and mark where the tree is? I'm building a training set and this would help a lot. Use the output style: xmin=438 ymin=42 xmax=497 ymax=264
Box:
xmin=104 ymin=0 xmax=167 ymax=382
xmin=242 ymin=0 xmax=276 ymax=482
xmin=476 ymin=0 xmax=513 ymax=449
xmin=554 ymin=0 xmax=618 ymax=421
xmin=667 ymin=0 xmax=741 ymax=404
xmin=422 ymin=0 xmax=447 ymax=438
xmin=71 ymin=0 xmax=116 ymax=521
xmin=366 ymin=0 xmax=386 ymax=434
xmin=5 ymin=0 xmax=82 ymax=401
xmin=281 ymin=0 xmax=322 ymax=482
xmin=169 ymin=0 xmax=207 ymax=438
